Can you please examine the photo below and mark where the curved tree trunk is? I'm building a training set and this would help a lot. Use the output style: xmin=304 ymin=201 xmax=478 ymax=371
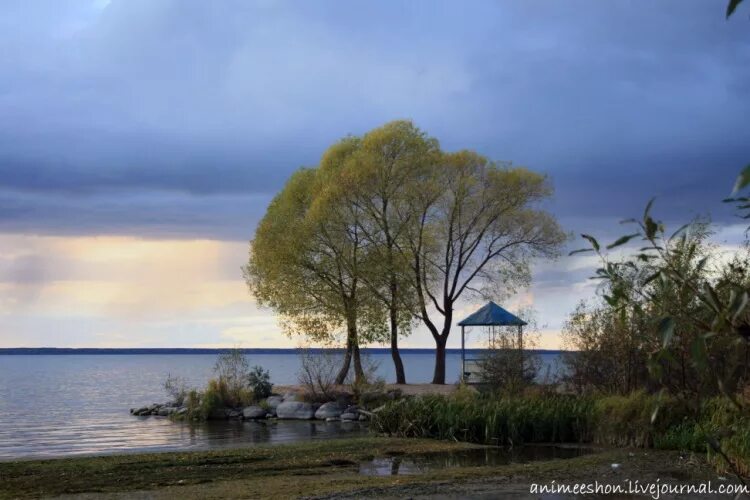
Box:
xmin=391 ymin=311 xmax=406 ymax=384
xmin=431 ymin=334 xmax=447 ymax=384
xmin=352 ymin=330 xmax=365 ymax=383
xmin=335 ymin=336 xmax=353 ymax=384
xmin=431 ymin=306 xmax=453 ymax=384
xmin=338 ymin=306 xmax=365 ymax=384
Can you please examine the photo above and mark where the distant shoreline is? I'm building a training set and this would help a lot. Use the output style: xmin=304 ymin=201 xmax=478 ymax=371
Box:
xmin=0 ymin=347 xmax=566 ymax=355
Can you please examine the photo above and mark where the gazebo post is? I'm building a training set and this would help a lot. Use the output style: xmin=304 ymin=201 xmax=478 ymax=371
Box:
xmin=518 ymin=324 xmax=524 ymax=378
xmin=461 ymin=325 xmax=465 ymax=383
xmin=517 ymin=324 xmax=523 ymax=351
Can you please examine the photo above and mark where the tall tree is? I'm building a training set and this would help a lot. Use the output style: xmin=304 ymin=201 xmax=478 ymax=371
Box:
xmin=406 ymin=152 xmax=566 ymax=384
xmin=337 ymin=121 xmax=439 ymax=384
xmin=244 ymin=139 xmax=385 ymax=384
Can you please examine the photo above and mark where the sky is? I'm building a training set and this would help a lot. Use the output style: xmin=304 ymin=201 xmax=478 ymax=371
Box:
xmin=1 ymin=0 xmax=749 ymax=349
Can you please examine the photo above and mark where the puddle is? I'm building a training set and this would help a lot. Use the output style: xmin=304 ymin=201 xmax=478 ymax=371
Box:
xmin=359 ymin=445 xmax=594 ymax=476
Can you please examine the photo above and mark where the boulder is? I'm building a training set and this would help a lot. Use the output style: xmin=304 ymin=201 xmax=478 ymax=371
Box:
xmin=132 ymin=406 xmax=149 ymax=416
xmin=325 ymin=417 xmax=340 ymax=422
xmin=227 ymin=409 xmax=242 ymax=419
xmin=276 ymin=401 xmax=315 ymax=419
xmin=340 ymin=412 xmax=358 ymax=421
xmin=157 ymin=407 xmax=170 ymax=416
xmin=266 ymin=395 xmax=284 ymax=409
xmin=242 ymin=406 xmax=267 ymax=419
xmin=314 ymin=402 xmax=344 ymax=420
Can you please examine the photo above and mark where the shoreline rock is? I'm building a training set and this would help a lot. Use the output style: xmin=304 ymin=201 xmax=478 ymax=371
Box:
xmin=276 ymin=401 xmax=315 ymax=419
xmin=314 ymin=401 xmax=345 ymax=420
xmin=242 ymin=405 xmax=267 ymax=419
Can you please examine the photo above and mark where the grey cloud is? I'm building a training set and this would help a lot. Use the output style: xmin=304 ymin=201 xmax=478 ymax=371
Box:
xmin=0 ymin=0 xmax=748 ymax=239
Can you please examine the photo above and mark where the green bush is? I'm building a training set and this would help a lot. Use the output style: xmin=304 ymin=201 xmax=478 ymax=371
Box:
xmin=247 ymin=365 xmax=273 ymax=401
xmin=593 ymin=391 xmax=691 ymax=447
xmin=200 ymin=378 xmax=227 ymax=417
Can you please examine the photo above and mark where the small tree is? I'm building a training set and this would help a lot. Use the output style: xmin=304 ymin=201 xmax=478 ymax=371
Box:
xmin=247 ymin=366 xmax=273 ymax=401
xmin=246 ymin=152 xmax=388 ymax=384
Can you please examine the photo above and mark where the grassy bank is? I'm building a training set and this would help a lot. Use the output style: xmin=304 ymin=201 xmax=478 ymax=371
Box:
xmin=371 ymin=390 xmax=750 ymax=476
xmin=0 ymin=437 xmax=722 ymax=499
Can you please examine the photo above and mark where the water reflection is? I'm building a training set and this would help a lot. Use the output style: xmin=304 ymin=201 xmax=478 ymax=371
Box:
xmin=359 ymin=445 xmax=594 ymax=476
xmin=0 ymin=417 xmax=368 ymax=461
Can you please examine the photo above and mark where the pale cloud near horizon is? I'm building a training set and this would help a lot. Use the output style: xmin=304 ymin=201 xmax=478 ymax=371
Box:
xmin=0 ymin=231 xmax=576 ymax=349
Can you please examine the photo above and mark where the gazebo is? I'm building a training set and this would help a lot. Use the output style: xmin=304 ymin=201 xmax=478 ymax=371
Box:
xmin=457 ymin=301 xmax=527 ymax=383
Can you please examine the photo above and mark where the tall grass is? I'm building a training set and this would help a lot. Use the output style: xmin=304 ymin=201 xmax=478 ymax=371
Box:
xmin=372 ymin=391 xmax=596 ymax=445
xmin=371 ymin=390 xmax=749 ymax=475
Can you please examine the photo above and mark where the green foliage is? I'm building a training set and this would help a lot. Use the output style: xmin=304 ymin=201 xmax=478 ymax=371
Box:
xmin=172 ymin=352 xmax=275 ymax=420
xmin=562 ymin=301 xmax=652 ymax=394
xmin=200 ymin=378 xmax=227 ymax=418
xmin=568 ymin=217 xmax=750 ymax=401
xmin=413 ymin=150 xmax=566 ymax=382
xmin=372 ymin=393 xmax=596 ymax=445
xmin=477 ymin=328 xmax=541 ymax=396
xmin=246 ymin=119 xmax=566 ymax=384
xmin=372 ymin=392 xmax=750 ymax=474
xmin=247 ymin=365 xmax=273 ymax=401
xmin=593 ymin=391 xmax=691 ymax=448
xmin=184 ymin=389 xmax=201 ymax=419
xmin=213 ymin=348 xmax=252 ymax=407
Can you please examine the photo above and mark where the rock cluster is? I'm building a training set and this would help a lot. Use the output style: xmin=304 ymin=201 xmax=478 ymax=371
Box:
xmin=131 ymin=389 xmax=398 ymax=421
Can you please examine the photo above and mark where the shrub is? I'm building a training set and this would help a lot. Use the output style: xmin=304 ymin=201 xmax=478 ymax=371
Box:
xmin=298 ymin=349 xmax=340 ymax=402
xmin=213 ymin=348 xmax=251 ymax=406
xmin=164 ymin=373 xmax=189 ymax=405
xmin=200 ymin=378 xmax=228 ymax=417
xmin=477 ymin=344 xmax=540 ymax=396
xmin=182 ymin=389 xmax=202 ymax=420
xmin=247 ymin=365 xmax=273 ymax=401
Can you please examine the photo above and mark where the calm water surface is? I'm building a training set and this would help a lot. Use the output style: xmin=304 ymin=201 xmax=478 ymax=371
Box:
xmin=359 ymin=445 xmax=593 ymax=476
xmin=0 ymin=352 xmax=562 ymax=460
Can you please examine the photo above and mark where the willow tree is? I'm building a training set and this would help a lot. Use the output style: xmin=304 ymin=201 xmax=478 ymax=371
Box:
xmin=244 ymin=139 xmax=386 ymax=384
xmin=336 ymin=120 xmax=439 ymax=384
xmin=406 ymin=151 xmax=566 ymax=384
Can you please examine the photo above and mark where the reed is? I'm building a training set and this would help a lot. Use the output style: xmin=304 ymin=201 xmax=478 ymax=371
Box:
xmin=372 ymin=391 xmax=750 ymax=475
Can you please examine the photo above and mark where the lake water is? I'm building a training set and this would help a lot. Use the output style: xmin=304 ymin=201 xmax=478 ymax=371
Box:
xmin=0 ymin=350 xmax=563 ymax=460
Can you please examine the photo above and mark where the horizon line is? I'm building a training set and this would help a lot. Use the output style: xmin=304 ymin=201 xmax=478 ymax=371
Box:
xmin=0 ymin=347 xmax=568 ymax=354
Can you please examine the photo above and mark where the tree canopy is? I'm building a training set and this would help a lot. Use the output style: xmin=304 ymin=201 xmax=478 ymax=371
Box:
xmin=246 ymin=120 xmax=565 ymax=384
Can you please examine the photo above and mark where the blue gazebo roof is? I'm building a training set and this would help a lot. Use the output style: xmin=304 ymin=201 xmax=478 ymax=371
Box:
xmin=457 ymin=301 xmax=527 ymax=327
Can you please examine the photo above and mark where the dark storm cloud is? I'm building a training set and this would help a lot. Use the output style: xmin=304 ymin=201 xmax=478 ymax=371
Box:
xmin=0 ymin=0 xmax=748 ymax=240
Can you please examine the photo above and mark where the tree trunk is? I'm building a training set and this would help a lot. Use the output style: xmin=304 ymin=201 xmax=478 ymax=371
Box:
xmin=391 ymin=311 xmax=406 ymax=384
xmin=336 ymin=301 xmax=365 ymax=385
xmin=335 ymin=336 xmax=352 ymax=384
xmin=352 ymin=332 xmax=365 ymax=384
xmin=431 ymin=335 xmax=448 ymax=384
